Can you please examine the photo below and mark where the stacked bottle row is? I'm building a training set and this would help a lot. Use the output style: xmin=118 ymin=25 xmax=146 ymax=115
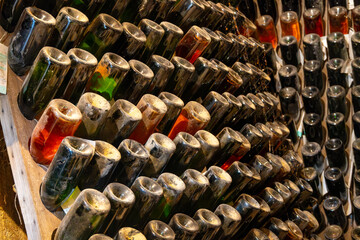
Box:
xmin=7 ymin=7 xmax=276 ymax=121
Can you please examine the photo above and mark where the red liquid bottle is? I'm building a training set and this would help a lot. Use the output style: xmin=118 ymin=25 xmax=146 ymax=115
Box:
xmin=304 ymin=8 xmax=324 ymax=36
xmin=255 ymin=15 xmax=278 ymax=49
xmin=329 ymin=6 xmax=349 ymax=34
xmin=175 ymin=25 xmax=211 ymax=64
xmin=30 ymin=99 xmax=82 ymax=165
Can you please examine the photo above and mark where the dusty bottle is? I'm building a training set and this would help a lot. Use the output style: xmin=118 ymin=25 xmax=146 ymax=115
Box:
xmin=279 ymin=65 xmax=301 ymax=92
xmin=285 ymin=220 xmax=303 ymax=240
xmin=326 ymin=113 xmax=348 ymax=146
xmin=150 ymin=173 xmax=186 ymax=222
xmin=327 ymin=33 xmax=348 ymax=60
xmin=146 ymin=56 xmax=175 ymax=96
xmin=326 ymin=58 xmax=347 ymax=90
xmin=193 ymin=209 xmax=221 ymax=240
xmin=138 ymin=19 xmax=165 ymax=62
xmin=125 ymin=177 xmax=163 ymax=229
xmin=279 ymin=36 xmax=300 ymax=68
xmin=57 ymin=48 xmax=98 ymax=104
xmin=30 ymin=99 xmax=82 ymax=165
xmin=266 ymin=217 xmax=289 ymax=240
xmin=99 ymin=183 xmax=135 ymax=237
xmin=324 ymin=225 xmax=345 ymax=240
xmin=40 ymin=137 xmax=95 ymax=211
xmin=303 ymin=113 xmax=324 ymax=145
xmin=327 ymin=85 xmax=348 ymax=119
xmin=325 ymin=138 xmax=347 ymax=173
xmin=352 ymin=33 xmax=360 ymax=59
xmin=97 ymin=99 xmax=142 ymax=147
xmin=163 ymin=132 xmax=200 ymax=175
xmin=18 ymin=47 xmax=71 ymax=120
xmin=302 ymin=86 xmax=323 ymax=117
xmin=77 ymin=14 xmax=123 ymax=60
xmin=78 ymin=141 xmax=121 ymax=191
xmin=54 ymin=189 xmax=110 ymax=240
xmin=187 ymin=130 xmax=220 ymax=171
xmin=201 ymin=92 xmax=230 ymax=132
xmin=141 ymin=133 xmax=176 ymax=178
xmin=113 ymin=139 xmax=149 ymax=186
xmin=213 ymin=204 xmax=242 ymax=239
xmin=303 ymin=60 xmax=324 ymax=95
xmin=85 ymin=53 xmax=130 ymax=101
xmin=48 ymin=7 xmax=89 ymax=52
xmin=116 ymin=22 xmax=146 ymax=60
xmin=75 ymin=93 xmax=111 ymax=139
xmin=113 ymin=59 xmax=154 ymax=104
xmin=155 ymin=21 xmax=184 ymax=59
xmin=353 ymin=85 xmax=360 ymax=112
xmin=279 ymin=87 xmax=300 ymax=123
xmin=8 ymin=7 xmax=56 ymax=76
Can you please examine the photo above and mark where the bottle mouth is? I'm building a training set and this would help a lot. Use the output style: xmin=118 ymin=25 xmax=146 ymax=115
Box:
xmin=136 ymin=176 xmax=163 ymax=196
xmin=218 ymin=127 xmax=243 ymax=144
xmin=151 ymin=55 xmax=174 ymax=70
xmin=301 ymin=167 xmax=317 ymax=181
xmin=63 ymin=136 xmax=94 ymax=155
xmin=49 ymin=99 xmax=82 ymax=121
xmin=254 ymin=196 xmax=270 ymax=212
xmin=270 ymin=217 xmax=289 ymax=232
xmin=286 ymin=220 xmax=303 ymax=239
xmin=247 ymin=93 xmax=265 ymax=108
xmin=223 ymin=92 xmax=243 ymax=109
xmin=160 ymin=21 xmax=184 ymax=35
xmin=81 ymin=92 xmax=110 ymax=110
xmin=281 ymin=11 xmax=298 ymax=23
xmin=328 ymin=58 xmax=344 ymax=70
xmin=206 ymin=166 xmax=232 ymax=183
xmin=59 ymin=7 xmax=88 ymax=24
xmin=304 ymin=8 xmax=321 ymax=19
xmin=104 ymin=182 xmax=135 ymax=206
xmin=325 ymin=138 xmax=343 ymax=151
xmin=149 ymin=133 xmax=175 ymax=150
xmin=353 ymin=138 xmax=360 ymax=151
xmin=141 ymin=94 xmax=168 ymax=115
xmin=82 ymin=189 xmax=111 ymax=213
xmin=172 ymin=56 xmax=195 ymax=72
xmin=280 ymin=35 xmax=297 ymax=46
xmin=195 ymin=209 xmax=221 ymax=227
xmin=352 ymin=32 xmax=360 ymax=42
xmin=327 ymin=85 xmax=345 ymax=98
xmin=326 ymin=112 xmax=344 ymax=125
xmin=279 ymin=65 xmax=298 ymax=77
xmin=176 ymin=132 xmax=201 ymax=149
xmin=206 ymin=91 xmax=229 ymax=107
xmin=183 ymin=169 xmax=209 ymax=186
xmin=352 ymin=227 xmax=360 ymax=240
xmin=158 ymin=173 xmax=186 ymax=192
xmin=238 ymin=95 xmax=256 ymax=111
xmin=129 ymin=60 xmax=154 ymax=79
xmin=114 ymin=99 xmax=142 ymax=121
xmin=211 ymin=59 xmax=229 ymax=72
xmin=323 ymin=196 xmax=342 ymax=211
xmin=256 ymin=15 xmax=274 ymax=27
xmin=67 ymin=48 xmax=98 ymax=66
xmin=123 ymin=22 xmax=146 ymax=41
xmin=95 ymin=140 xmax=121 ymax=162
xmin=329 ymin=6 xmax=347 ymax=16
xmin=325 ymin=167 xmax=342 ymax=181
xmin=279 ymin=87 xmax=298 ymax=99
xmin=284 ymin=179 xmax=300 ymax=194
xmin=215 ymin=204 xmax=241 ymax=221
xmin=242 ymin=194 xmax=261 ymax=209
xmin=118 ymin=227 xmax=145 ymax=239
xmin=302 ymin=86 xmax=320 ymax=99
xmin=304 ymin=113 xmax=321 ymax=125
xmin=171 ymin=213 xmax=199 ymax=232
xmin=146 ymin=220 xmax=175 ymax=239
xmin=27 ymin=7 xmax=56 ymax=25
xmin=242 ymin=123 xmax=264 ymax=139
xmin=120 ymin=139 xmax=149 ymax=159
xmin=257 ymin=93 xmax=274 ymax=108
xmin=194 ymin=130 xmax=219 ymax=148
xmin=98 ymin=13 xmax=123 ymax=32
xmin=103 ymin=53 xmax=130 ymax=71
xmin=233 ymin=161 xmax=253 ymax=178
xmin=274 ymin=182 xmax=291 ymax=199
xmin=202 ymin=27 xmax=220 ymax=42
xmin=304 ymin=60 xmax=321 ymax=73
xmin=191 ymin=25 xmax=211 ymax=42
xmin=158 ymin=92 xmax=184 ymax=108
xmin=185 ymin=101 xmax=211 ymax=123
xmin=324 ymin=225 xmax=343 ymax=239
xmin=140 ymin=19 xmax=164 ymax=33
xmin=232 ymin=61 xmax=253 ymax=76
xmin=42 ymin=47 xmax=71 ymax=66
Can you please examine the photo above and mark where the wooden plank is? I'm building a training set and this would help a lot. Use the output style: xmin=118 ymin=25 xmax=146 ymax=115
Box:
xmin=0 ymin=67 xmax=60 ymax=240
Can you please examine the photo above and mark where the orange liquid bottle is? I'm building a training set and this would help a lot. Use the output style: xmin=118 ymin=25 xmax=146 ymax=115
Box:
xmin=168 ymin=101 xmax=211 ymax=140
xmin=304 ymin=8 xmax=324 ymax=36
xmin=30 ymin=99 xmax=82 ymax=165
xmin=280 ymin=11 xmax=301 ymax=42
xmin=255 ymin=15 xmax=278 ymax=49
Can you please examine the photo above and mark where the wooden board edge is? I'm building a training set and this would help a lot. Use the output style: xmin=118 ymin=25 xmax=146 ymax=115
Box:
xmin=0 ymin=94 xmax=41 ymax=240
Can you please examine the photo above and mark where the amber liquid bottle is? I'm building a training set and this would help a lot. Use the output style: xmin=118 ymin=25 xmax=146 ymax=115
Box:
xmin=280 ymin=11 xmax=301 ymax=42
xmin=329 ymin=6 xmax=349 ymax=34
xmin=304 ymin=8 xmax=324 ymax=36
xmin=255 ymin=15 xmax=278 ymax=49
